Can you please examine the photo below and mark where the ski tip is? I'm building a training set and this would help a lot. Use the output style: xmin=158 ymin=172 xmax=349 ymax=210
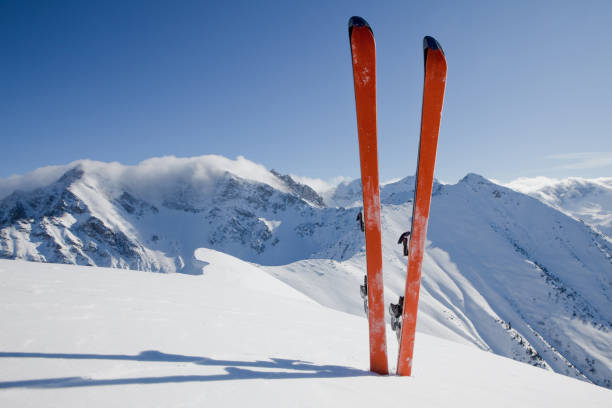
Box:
xmin=423 ymin=36 xmax=444 ymax=55
xmin=348 ymin=16 xmax=372 ymax=36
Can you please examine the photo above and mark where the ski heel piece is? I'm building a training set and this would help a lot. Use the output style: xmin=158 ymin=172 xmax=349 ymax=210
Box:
xmin=356 ymin=211 xmax=365 ymax=232
xmin=360 ymin=275 xmax=368 ymax=315
xmin=397 ymin=231 xmax=411 ymax=256
xmin=389 ymin=296 xmax=404 ymax=341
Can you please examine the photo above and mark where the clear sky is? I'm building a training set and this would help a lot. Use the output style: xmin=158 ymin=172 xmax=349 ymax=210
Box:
xmin=2 ymin=0 xmax=611 ymax=184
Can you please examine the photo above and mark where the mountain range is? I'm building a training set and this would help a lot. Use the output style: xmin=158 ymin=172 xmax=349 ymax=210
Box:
xmin=0 ymin=155 xmax=610 ymax=388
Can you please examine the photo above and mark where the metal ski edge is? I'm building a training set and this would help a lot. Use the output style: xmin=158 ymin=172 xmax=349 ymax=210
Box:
xmin=348 ymin=16 xmax=373 ymax=37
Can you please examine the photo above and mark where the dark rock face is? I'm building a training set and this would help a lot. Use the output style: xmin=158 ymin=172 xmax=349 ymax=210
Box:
xmin=271 ymin=170 xmax=325 ymax=207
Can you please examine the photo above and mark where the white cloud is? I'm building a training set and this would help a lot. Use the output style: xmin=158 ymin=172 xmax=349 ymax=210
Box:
xmin=0 ymin=155 xmax=289 ymax=201
xmin=544 ymin=152 xmax=612 ymax=170
xmin=504 ymin=176 xmax=561 ymax=193
xmin=0 ymin=163 xmax=74 ymax=200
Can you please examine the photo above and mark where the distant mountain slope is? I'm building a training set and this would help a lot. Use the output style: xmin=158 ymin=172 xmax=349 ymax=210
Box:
xmin=506 ymin=176 xmax=612 ymax=236
xmin=0 ymin=155 xmax=610 ymax=388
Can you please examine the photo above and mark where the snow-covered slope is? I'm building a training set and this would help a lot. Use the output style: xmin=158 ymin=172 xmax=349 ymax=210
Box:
xmin=266 ymin=174 xmax=612 ymax=388
xmin=506 ymin=176 xmax=612 ymax=236
xmin=0 ymin=156 xmax=610 ymax=388
xmin=0 ymin=257 xmax=610 ymax=407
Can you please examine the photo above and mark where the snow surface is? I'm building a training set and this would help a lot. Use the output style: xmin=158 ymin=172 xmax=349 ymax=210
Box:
xmin=506 ymin=176 xmax=612 ymax=236
xmin=1 ymin=256 xmax=610 ymax=407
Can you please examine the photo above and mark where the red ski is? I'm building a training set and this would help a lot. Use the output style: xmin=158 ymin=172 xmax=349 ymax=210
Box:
xmin=396 ymin=36 xmax=447 ymax=376
xmin=348 ymin=16 xmax=389 ymax=375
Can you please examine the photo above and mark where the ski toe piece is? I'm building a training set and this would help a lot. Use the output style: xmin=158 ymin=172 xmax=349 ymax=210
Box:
xmin=389 ymin=296 xmax=404 ymax=318
xmin=360 ymin=275 xmax=368 ymax=315
xmin=397 ymin=231 xmax=411 ymax=256
xmin=389 ymin=296 xmax=404 ymax=342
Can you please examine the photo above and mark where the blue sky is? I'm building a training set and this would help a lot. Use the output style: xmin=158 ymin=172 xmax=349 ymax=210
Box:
xmin=2 ymin=0 xmax=611 ymax=184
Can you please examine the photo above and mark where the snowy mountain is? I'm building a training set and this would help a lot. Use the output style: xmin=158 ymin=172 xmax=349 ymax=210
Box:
xmin=0 ymin=156 xmax=339 ymax=272
xmin=0 ymin=155 xmax=610 ymax=388
xmin=506 ymin=176 xmax=612 ymax=237
xmin=2 ymin=257 xmax=610 ymax=407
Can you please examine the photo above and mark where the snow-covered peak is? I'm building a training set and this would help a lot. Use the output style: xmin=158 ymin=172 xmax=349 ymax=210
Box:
xmin=327 ymin=178 xmax=364 ymax=208
xmin=459 ymin=172 xmax=496 ymax=187
xmin=325 ymin=174 xmax=442 ymax=207
xmin=379 ymin=176 xmax=416 ymax=204
xmin=0 ymin=155 xmax=291 ymax=202
xmin=270 ymin=170 xmax=324 ymax=207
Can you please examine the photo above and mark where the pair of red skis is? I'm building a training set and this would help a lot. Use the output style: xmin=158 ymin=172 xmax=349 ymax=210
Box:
xmin=348 ymin=16 xmax=447 ymax=376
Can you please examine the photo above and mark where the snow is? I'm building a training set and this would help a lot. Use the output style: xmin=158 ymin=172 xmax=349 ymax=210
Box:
xmin=506 ymin=176 xmax=612 ymax=236
xmin=258 ymin=217 xmax=281 ymax=232
xmin=1 ymin=155 xmax=610 ymax=388
xmin=1 ymin=256 xmax=610 ymax=407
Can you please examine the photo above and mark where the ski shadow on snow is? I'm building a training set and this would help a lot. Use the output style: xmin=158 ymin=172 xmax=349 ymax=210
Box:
xmin=0 ymin=350 xmax=373 ymax=389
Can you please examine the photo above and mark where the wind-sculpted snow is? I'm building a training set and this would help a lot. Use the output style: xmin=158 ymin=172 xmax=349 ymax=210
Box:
xmin=0 ymin=156 xmax=610 ymax=388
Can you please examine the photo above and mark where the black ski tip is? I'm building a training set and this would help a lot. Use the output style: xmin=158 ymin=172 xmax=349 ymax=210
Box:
xmin=423 ymin=36 xmax=444 ymax=54
xmin=348 ymin=16 xmax=372 ymax=36
xmin=349 ymin=16 xmax=370 ymax=29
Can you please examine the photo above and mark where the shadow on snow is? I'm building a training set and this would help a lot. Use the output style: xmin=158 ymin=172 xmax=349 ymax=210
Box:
xmin=0 ymin=350 xmax=372 ymax=388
